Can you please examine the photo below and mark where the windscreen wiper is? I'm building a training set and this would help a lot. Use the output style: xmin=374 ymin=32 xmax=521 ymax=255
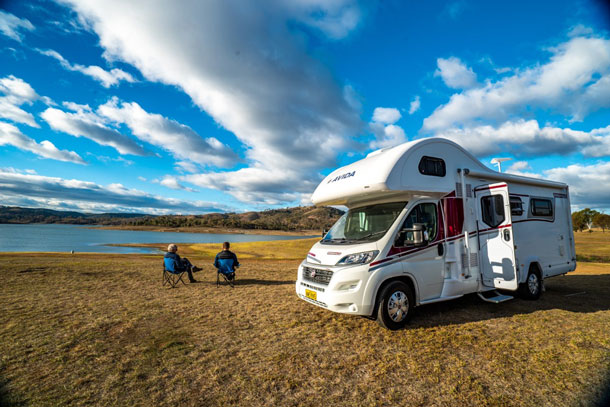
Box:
xmin=352 ymin=230 xmax=387 ymax=241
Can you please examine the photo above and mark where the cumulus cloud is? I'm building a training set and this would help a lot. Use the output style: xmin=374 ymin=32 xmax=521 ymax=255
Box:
xmin=0 ymin=75 xmax=40 ymax=127
xmin=435 ymin=119 xmax=610 ymax=157
xmin=40 ymin=106 xmax=151 ymax=156
xmin=154 ymin=175 xmax=196 ymax=192
xmin=424 ymin=35 xmax=610 ymax=131
xmin=507 ymin=161 xmax=531 ymax=172
xmin=37 ymin=49 xmax=135 ymax=87
xmin=98 ymin=99 xmax=238 ymax=168
xmin=0 ymin=10 xmax=34 ymax=42
xmin=408 ymin=96 xmax=420 ymax=115
xmin=372 ymin=107 xmax=401 ymax=124
xmin=545 ymin=162 xmax=610 ymax=208
xmin=369 ymin=106 xmax=406 ymax=149
xmin=0 ymin=168 xmax=227 ymax=214
xmin=434 ymin=57 xmax=477 ymax=89
xmin=61 ymin=0 xmax=362 ymax=203
xmin=0 ymin=121 xmax=85 ymax=164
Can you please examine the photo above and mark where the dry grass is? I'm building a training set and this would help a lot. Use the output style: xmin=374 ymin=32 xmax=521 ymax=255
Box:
xmin=0 ymin=243 xmax=609 ymax=407
xmin=574 ymin=230 xmax=610 ymax=263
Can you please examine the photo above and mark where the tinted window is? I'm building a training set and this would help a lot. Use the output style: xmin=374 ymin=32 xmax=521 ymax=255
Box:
xmin=531 ymin=198 xmax=553 ymax=217
xmin=418 ymin=156 xmax=446 ymax=177
xmin=509 ymin=197 xmax=524 ymax=216
xmin=481 ymin=195 xmax=505 ymax=228
xmin=402 ymin=203 xmax=438 ymax=241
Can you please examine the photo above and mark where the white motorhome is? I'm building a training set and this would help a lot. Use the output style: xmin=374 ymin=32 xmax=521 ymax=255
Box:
xmin=295 ymin=138 xmax=576 ymax=330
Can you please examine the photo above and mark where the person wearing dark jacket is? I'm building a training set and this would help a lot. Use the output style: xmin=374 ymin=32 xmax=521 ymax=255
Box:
xmin=214 ymin=241 xmax=239 ymax=281
xmin=164 ymin=244 xmax=202 ymax=283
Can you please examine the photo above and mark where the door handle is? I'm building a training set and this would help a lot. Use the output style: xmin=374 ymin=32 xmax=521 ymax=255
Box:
xmin=503 ymin=229 xmax=510 ymax=241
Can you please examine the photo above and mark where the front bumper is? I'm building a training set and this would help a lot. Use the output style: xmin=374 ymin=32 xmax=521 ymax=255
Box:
xmin=295 ymin=261 xmax=374 ymax=316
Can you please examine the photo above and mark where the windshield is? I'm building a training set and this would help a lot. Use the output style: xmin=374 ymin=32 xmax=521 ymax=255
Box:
xmin=322 ymin=202 xmax=407 ymax=244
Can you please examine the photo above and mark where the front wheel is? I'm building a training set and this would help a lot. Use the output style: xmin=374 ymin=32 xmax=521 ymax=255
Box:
xmin=376 ymin=281 xmax=414 ymax=330
xmin=519 ymin=267 xmax=542 ymax=300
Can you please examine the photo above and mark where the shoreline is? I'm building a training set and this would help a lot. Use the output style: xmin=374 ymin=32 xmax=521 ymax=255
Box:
xmin=88 ymin=225 xmax=320 ymax=236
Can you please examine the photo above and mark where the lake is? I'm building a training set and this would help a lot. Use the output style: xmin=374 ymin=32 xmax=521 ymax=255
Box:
xmin=0 ymin=224 xmax=312 ymax=254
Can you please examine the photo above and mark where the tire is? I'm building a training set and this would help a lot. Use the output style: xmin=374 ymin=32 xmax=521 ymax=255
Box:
xmin=519 ymin=266 xmax=542 ymax=300
xmin=376 ymin=281 xmax=414 ymax=330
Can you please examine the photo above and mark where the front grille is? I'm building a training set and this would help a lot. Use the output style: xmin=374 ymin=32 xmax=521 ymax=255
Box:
xmin=299 ymin=294 xmax=328 ymax=308
xmin=302 ymin=266 xmax=333 ymax=285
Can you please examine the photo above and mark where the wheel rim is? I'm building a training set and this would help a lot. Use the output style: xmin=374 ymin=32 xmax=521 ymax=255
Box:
xmin=387 ymin=290 xmax=409 ymax=322
xmin=528 ymin=273 xmax=539 ymax=295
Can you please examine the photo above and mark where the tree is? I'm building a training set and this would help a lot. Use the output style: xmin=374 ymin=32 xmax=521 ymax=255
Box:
xmin=594 ymin=213 xmax=610 ymax=233
xmin=572 ymin=208 xmax=599 ymax=232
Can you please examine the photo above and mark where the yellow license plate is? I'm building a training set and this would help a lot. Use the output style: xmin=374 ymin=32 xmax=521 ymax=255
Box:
xmin=305 ymin=289 xmax=317 ymax=301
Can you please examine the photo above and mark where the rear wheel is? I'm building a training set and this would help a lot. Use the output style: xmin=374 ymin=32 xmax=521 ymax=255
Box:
xmin=519 ymin=266 xmax=542 ymax=300
xmin=376 ymin=281 xmax=414 ymax=330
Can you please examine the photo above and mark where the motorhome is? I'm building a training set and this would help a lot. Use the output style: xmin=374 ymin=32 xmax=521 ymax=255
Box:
xmin=295 ymin=138 xmax=576 ymax=330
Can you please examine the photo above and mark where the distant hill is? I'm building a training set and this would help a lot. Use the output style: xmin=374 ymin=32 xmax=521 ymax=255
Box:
xmin=0 ymin=206 xmax=344 ymax=231
xmin=0 ymin=206 xmax=147 ymax=225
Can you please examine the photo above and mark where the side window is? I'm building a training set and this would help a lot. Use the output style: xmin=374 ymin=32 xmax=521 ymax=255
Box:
xmin=403 ymin=203 xmax=438 ymax=241
xmin=509 ymin=197 xmax=524 ymax=216
xmin=531 ymin=198 xmax=553 ymax=217
xmin=481 ymin=195 xmax=505 ymax=228
xmin=418 ymin=156 xmax=446 ymax=177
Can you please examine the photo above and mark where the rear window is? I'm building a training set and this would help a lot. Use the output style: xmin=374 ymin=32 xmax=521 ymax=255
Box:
xmin=531 ymin=198 xmax=553 ymax=217
xmin=418 ymin=156 xmax=446 ymax=177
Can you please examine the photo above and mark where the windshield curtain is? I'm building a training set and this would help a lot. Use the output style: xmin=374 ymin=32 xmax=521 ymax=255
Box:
xmin=322 ymin=202 xmax=407 ymax=243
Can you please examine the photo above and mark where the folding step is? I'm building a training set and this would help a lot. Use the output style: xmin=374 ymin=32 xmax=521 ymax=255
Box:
xmin=478 ymin=290 xmax=514 ymax=304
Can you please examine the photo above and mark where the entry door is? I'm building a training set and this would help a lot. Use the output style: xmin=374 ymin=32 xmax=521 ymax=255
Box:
xmin=475 ymin=183 xmax=518 ymax=290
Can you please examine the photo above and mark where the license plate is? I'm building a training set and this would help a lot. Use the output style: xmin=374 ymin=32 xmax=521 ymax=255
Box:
xmin=305 ymin=289 xmax=317 ymax=301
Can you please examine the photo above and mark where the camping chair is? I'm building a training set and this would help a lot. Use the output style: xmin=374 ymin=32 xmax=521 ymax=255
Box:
xmin=217 ymin=269 xmax=236 ymax=288
xmin=163 ymin=258 xmax=186 ymax=288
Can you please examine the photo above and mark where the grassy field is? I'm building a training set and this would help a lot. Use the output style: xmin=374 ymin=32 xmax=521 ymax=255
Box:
xmin=574 ymin=230 xmax=610 ymax=263
xmin=0 ymin=237 xmax=609 ymax=406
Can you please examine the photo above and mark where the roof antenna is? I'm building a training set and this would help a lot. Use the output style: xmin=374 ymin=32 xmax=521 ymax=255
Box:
xmin=490 ymin=157 xmax=512 ymax=173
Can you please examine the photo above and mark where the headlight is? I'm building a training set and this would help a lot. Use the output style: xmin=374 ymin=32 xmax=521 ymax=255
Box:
xmin=336 ymin=250 xmax=379 ymax=265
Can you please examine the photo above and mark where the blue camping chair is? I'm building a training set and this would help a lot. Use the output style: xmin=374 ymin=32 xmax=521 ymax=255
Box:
xmin=216 ymin=258 xmax=236 ymax=288
xmin=163 ymin=257 xmax=186 ymax=288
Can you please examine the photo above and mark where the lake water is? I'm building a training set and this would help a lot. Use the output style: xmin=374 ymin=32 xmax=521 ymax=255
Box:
xmin=0 ymin=224 xmax=313 ymax=254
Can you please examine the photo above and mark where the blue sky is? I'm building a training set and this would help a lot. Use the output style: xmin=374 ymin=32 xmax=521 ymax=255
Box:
xmin=1 ymin=0 xmax=609 ymax=214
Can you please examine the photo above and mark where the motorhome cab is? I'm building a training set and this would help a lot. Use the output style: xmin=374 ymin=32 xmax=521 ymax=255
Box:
xmin=296 ymin=138 xmax=576 ymax=330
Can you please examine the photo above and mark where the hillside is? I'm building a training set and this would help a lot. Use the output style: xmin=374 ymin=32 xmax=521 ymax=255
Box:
xmin=0 ymin=206 xmax=344 ymax=232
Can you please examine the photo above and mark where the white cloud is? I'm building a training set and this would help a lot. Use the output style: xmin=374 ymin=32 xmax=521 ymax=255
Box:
xmin=507 ymin=161 xmax=531 ymax=172
xmin=97 ymin=99 xmax=238 ymax=168
xmin=434 ymin=57 xmax=477 ymax=89
xmin=370 ymin=122 xmax=407 ymax=150
xmin=545 ymin=162 xmax=610 ymax=208
xmin=0 ymin=10 xmax=34 ymax=42
xmin=154 ymin=175 xmax=196 ymax=192
xmin=37 ymin=49 xmax=135 ymax=88
xmin=0 ymin=75 xmax=40 ymax=127
xmin=408 ymin=96 xmax=420 ymax=115
xmin=372 ymin=107 xmax=401 ymax=124
xmin=40 ymin=106 xmax=150 ymax=156
xmin=0 ymin=168 xmax=228 ymax=214
xmin=0 ymin=121 xmax=85 ymax=164
xmin=435 ymin=119 xmax=610 ymax=157
xmin=61 ymin=0 xmax=363 ymax=204
xmin=174 ymin=161 xmax=198 ymax=173
xmin=369 ymin=107 xmax=407 ymax=149
xmin=425 ymin=35 xmax=610 ymax=131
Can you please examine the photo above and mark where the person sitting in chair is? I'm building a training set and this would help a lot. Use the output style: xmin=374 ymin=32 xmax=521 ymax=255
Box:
xmin=214 ymin=241 xmax=239 ymax=281
xmin=164 ymin=244 xmax=202 ymax=283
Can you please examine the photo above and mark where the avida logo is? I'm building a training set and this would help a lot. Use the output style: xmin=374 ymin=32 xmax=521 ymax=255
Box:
xmin=327 ymin=171 xmax=355 ymax=183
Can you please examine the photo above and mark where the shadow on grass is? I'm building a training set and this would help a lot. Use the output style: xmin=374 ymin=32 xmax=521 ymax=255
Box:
xmin=0 ymin=374 xmax=25 ymax=407
xmin=597 ymin=376 xmax=610 ymax=407
xmin=214 ymin=278 xmax=294 ymax=286
xmin=410 ymin=273 xmax=610 ymax=329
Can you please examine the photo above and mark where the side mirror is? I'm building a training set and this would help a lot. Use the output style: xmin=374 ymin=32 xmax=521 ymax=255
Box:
xmin=411 ymin=223 xmax=428 ymax=247
xmin=395 ymin=223 xmax=428 ymax=247
xmin=322 ymin=228 xmax=329 ymax=238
